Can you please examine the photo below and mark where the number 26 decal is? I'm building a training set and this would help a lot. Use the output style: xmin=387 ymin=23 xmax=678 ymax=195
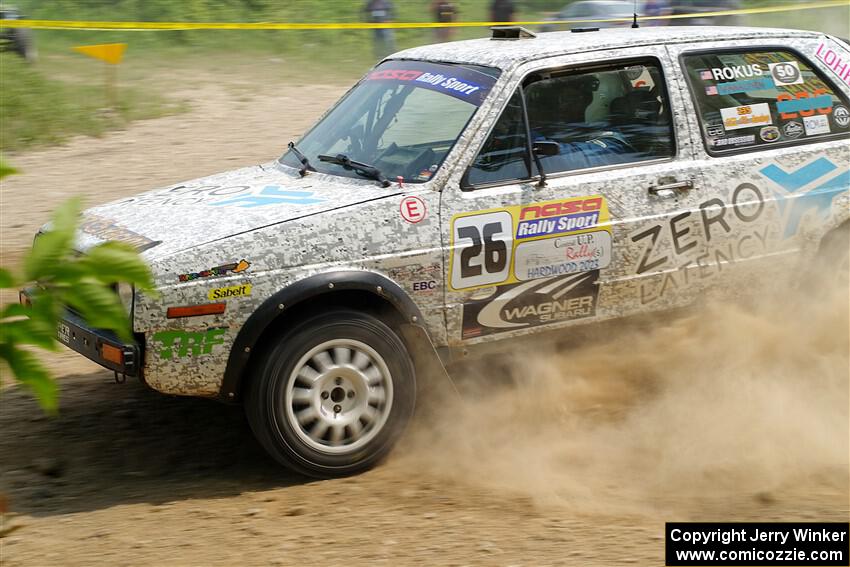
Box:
xmin=451 ymin=211 xmax=511 ymax=290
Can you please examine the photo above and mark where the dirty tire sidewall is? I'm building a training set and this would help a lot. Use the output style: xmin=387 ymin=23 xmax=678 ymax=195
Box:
xmin=246 ymin=310 xmax=415 ymax=478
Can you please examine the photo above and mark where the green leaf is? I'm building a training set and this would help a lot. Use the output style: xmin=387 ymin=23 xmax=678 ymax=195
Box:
xmin=60 ymin=278 xmax=132 ymax=342
xmin=25 ymin=198 xmax=82 ymax=282
xmin=0 ymin=318 xmax=59 ymax=351
xmin=78 ymin=241 xmax=156 ymax=292
xmin=0 ymin=344 xmax=58 ymax=414
xmin=0 ymin=155 xmax=18 ymax=180
xmin=0 ymin=268 xmax=16 ymax=288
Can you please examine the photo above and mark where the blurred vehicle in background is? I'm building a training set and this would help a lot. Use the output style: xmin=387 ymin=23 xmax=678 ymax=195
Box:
xmin=540 ymin=1 xmax=640 ymax=32
xmin=0 ymin=5 xmax=36 ymax=62
xmin=669 ymin=0 xmax=741 ymax=26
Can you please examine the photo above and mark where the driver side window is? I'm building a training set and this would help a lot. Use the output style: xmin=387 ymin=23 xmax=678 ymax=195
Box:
xmin=466 ymin=59 xmax=676 ymax=188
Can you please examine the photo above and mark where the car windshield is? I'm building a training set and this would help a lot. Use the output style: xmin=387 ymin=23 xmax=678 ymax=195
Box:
xmin=279 ymin=60 xmax=500 ymax=184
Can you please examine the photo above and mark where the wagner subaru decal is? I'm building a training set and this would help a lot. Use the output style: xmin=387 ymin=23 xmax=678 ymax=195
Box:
xmin=449 ymin=196 xmax=611 ymax=291
xmin=461 ymin=271 xmax=600 ymax=339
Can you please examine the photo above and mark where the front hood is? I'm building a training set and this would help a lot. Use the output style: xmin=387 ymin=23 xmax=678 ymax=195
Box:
xmin=75 ymin=162 xmax=402 ymax=259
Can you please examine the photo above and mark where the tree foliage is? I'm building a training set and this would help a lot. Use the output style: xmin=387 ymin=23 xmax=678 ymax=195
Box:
xmin=0 ymin=188 xmax=156 ymax=414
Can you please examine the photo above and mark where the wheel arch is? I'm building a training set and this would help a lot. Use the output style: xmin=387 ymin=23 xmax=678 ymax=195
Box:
xmin=219 ymin=270 xmax=438 ymax=400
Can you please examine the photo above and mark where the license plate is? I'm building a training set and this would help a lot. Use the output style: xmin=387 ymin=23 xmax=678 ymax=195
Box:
xmin=57 ymin=323 xmax=71 ymax=344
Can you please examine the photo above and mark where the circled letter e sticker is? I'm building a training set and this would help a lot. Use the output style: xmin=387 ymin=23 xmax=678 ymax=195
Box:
xmin=400 ymin=196 xmax=426 ymax=223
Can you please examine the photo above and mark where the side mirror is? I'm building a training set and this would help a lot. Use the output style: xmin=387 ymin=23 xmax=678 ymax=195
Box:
xmin=532 ymin=140 xmax=560 ymax=157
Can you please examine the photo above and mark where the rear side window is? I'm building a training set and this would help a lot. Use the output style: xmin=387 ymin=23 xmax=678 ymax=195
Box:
xmin=682 ymin=49 xmax=850 ymax=153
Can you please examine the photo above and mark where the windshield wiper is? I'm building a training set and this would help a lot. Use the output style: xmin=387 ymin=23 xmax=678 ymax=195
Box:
xmin=317 ymin=153 xmax=391 ymax=188
xmin=288 ymin=141 xmax=314 ymax=177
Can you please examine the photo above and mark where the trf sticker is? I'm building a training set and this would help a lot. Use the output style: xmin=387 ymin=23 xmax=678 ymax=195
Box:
xmin=152 ymin=328 xmax=227 ymax=359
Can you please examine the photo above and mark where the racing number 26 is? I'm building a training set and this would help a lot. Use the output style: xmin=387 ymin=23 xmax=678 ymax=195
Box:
xmin=451 ymin=211 xmax=511 ymax=289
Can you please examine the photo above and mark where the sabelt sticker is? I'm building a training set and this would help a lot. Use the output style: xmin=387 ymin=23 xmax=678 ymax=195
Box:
xmin=461 ymin=272 xmax=600 ymax=339
xmin=721 ymin=103 xmax=772 ymax=131
xmin=803 ymin=115 xmax=831 ymax=136
xmin=783 ymin=120 xmax=804 ymax=139
xmin=833 ymin=105 xmax=850 ymax=128
xmin=449 ymin=196 xmax=611 ymax=291
xmin=759 ymin=126 xmax=781 ymax=142
xmin=768 ymin=61 xmax=804 ymax=86
xmin=208 ymin=284 xmax=252 ymax=300
xmin=400 ymin=196 xmax=426 ymax=223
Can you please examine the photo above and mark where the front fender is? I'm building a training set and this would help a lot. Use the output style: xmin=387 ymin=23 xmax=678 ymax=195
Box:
xmin=219 ymin=270 xmax=427 ymax=399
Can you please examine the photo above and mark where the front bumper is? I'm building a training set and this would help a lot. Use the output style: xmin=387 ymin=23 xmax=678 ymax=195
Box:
xmin=20 ymin=289 xmax=142 ymax=377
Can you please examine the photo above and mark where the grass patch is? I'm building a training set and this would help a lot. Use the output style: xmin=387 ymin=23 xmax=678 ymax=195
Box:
xmin=0 ymin=53 xmax=184 ymax=151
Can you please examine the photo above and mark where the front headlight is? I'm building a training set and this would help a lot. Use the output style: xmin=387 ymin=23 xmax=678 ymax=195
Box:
xmin=117 ymin=283 xmax=134 ymax=315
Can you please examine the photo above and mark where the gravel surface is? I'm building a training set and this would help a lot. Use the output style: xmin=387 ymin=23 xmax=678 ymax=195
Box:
xmin=1 ymin=71 xmax=847 ymax=567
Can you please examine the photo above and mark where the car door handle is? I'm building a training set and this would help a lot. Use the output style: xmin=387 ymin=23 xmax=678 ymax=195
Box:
xmin=648 ymin=179 xmax=694 ymax=199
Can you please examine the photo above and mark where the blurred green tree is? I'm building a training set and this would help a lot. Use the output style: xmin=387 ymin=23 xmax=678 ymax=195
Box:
xmin=0 ymin=161 xmax=156 ymax=413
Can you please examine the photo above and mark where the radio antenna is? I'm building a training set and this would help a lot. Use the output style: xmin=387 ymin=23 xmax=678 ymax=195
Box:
xmin=632 ymin=0 xmax=639 ymax=27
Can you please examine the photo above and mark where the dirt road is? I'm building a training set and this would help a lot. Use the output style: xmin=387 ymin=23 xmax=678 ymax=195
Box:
xmin=1 ymin=71 xmax=847 ymax=567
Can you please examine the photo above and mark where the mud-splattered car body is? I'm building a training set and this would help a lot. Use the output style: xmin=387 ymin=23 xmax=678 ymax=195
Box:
xmin=39 ymin=26 xmax=850 ymax=476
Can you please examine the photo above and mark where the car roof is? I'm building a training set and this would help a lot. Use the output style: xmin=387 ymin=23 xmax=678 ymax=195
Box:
xmin=389 ymin=26 xmax=823 ymax=71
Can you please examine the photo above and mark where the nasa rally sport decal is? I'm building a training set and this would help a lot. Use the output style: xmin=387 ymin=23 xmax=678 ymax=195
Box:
xmin=461 ymin=271 xmax=600 ymax=339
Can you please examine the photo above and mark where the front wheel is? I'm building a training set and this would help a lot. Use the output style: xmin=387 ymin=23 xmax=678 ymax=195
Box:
xmin=245 ymin=309 xmax=416 ymax=478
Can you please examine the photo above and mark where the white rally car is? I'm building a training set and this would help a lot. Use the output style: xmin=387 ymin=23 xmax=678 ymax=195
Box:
xmin=34 ymin=26 xmax=850 ymax=477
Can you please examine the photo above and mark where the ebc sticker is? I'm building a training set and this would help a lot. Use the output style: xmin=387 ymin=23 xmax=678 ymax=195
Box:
xmin=365 ymin=61 xmax=497 ymax=104
xmin=720 ymin=103 xmax=772 ymax=131
xmin=449 ymin=196 xmax=610 ymax=291
xmin=461 ymin=272 xmax=600 ymax=339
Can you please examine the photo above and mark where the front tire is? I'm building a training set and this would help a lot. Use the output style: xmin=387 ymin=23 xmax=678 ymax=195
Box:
xmin=245 ymin=309 xmax=415 ymax=478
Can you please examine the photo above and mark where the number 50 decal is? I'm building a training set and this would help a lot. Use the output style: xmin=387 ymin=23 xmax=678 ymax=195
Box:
xmin=450 ymin=211 xmax=512 ymax=290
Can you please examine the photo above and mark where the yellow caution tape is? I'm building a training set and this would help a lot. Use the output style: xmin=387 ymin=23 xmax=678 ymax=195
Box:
xmin=0 ymin=0 xmax=847 ymax=31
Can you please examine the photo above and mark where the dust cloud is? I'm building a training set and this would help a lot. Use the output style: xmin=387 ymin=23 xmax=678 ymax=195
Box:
xmin=398 ymin=267 xmax=849 ymax=516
